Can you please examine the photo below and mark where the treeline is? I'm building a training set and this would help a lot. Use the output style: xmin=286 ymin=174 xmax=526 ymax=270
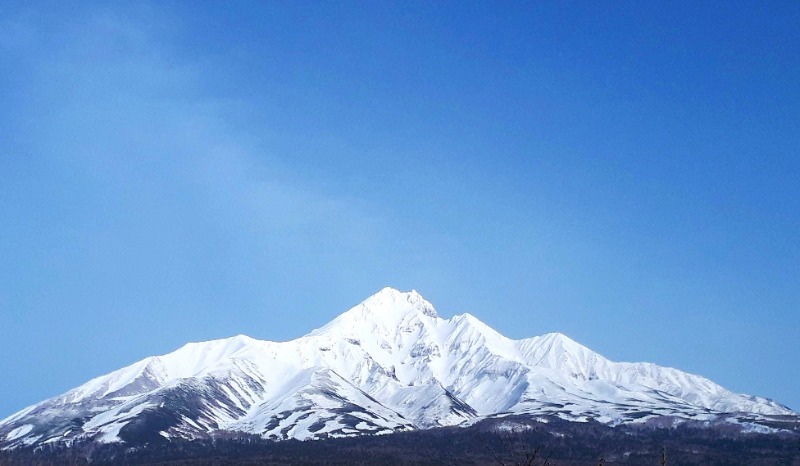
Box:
xmin=1 ymin=416 xmax=798 ymax=465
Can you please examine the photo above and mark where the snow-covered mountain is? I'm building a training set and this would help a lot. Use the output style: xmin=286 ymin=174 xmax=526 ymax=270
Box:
xmin=1 ymin=288 xmax=796 ymax=449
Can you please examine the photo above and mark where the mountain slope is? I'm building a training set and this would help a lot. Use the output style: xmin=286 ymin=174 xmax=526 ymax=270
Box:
xmin=1 ymin=288 xmax=796 ymax=449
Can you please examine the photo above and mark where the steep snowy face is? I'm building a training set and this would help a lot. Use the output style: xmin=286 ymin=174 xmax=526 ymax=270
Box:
xmin=1 ymin=288 xmax=797 ymax=449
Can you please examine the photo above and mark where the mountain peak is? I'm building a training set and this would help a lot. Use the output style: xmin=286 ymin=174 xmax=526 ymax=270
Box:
xmin=359 ymin=287 xmax=438 ymax=318
xmin=307 ymin=287 xmax=439 ymax=337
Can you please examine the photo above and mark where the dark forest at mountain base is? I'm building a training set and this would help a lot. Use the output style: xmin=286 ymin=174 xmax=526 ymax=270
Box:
xmin=2 ymin=416 xmax=799 ymax=466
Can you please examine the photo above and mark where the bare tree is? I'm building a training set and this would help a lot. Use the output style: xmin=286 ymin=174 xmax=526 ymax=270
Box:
xmin=483 ymin=432 xmax=552 ymax=466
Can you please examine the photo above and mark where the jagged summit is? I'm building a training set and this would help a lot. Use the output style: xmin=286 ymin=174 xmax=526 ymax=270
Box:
xmin=359 ymin=287 xmax=439 ymax=318
xmin=1 ymin=289 xmax=796 ymax=449
xmin=307 ymin=287 xmax=439 ymax=337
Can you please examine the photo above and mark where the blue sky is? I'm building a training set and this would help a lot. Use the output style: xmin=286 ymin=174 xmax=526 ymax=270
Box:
xmin=1 ymin=1 xmax=798 ymax=417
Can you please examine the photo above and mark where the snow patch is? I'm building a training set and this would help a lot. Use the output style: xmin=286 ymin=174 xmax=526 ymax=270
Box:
xmin=5 ymin=424 xmax=33 ymax=441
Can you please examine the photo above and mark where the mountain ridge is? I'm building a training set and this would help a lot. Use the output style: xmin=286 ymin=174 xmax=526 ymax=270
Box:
xmin=1 ymin=287 xmax=796 ymax=449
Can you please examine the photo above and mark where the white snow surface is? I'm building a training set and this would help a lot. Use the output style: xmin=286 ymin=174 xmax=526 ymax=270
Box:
xmin=0 ymin=287 xmax=796 ymax=449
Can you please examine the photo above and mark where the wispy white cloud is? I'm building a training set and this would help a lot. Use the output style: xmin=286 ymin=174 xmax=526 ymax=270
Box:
xmin=2 ymin=2 xmax=449 ymax=302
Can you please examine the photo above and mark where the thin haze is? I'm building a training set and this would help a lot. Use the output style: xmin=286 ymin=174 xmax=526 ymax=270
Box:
xmin=1 ymin=1 xmax=798 ymax=418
